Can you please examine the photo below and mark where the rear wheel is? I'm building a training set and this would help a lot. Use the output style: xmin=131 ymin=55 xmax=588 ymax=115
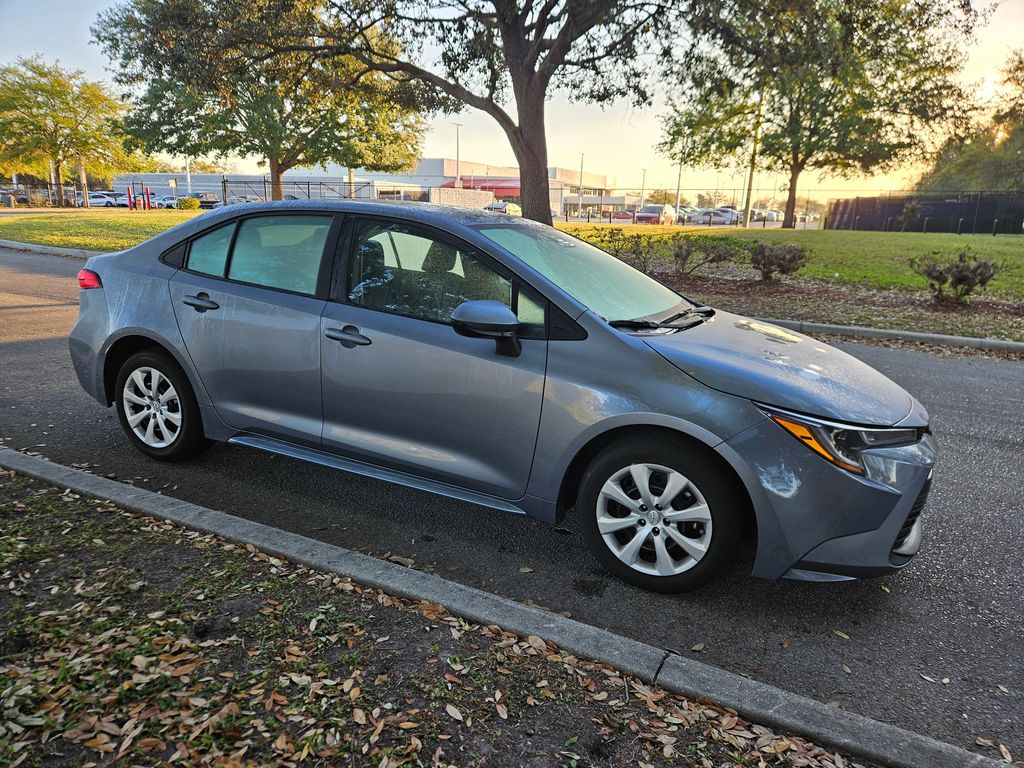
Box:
xmin=115 ymin=350 xmax=206 ymax=461
xmin=577 ymin=436 xmax=744 ymax=592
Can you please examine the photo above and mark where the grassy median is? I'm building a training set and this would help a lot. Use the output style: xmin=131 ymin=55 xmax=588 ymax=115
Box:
xmin=0 ymin=210 xmax=201 ymax=252
xmin=0 ymin=470 xmax=865 ymax=768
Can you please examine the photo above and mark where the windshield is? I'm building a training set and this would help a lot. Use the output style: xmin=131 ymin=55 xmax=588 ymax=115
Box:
xmin=639 ymin=205 xmax=662 ymax=213
xmin=477 ymin=222 xmax=684 ymax=322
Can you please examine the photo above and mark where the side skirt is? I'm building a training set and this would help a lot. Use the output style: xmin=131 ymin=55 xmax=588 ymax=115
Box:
xmin=227 ymin=434 xmax=529 ymax=517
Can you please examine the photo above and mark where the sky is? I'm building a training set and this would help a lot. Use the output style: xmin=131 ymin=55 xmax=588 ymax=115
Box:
xmin=1 ymin=0 xmax=1022 ymax=200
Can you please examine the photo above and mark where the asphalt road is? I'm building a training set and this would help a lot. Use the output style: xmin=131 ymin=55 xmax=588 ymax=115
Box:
xmin=1 ymin=247 xmax=1021 ymax=758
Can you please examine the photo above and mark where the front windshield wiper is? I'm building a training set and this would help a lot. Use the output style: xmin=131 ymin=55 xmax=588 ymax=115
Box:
xmin=608 ymin=304 xmax=715 ymax=331
xmin=608 ymin=317 xmax=706 ymax=331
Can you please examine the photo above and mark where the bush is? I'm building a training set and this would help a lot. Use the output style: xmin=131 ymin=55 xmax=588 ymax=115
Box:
xmin=749 ymin=242 xmax=808 ymax=281
xmin=176 ymin=196 xmax=200 ymax=210
xmin=579 ymin=228 xmax=662 ymax=274
xmin=669 ymin=234 xmax=748 ymax=276
xmin=910 ymin=247 xmax=999 ymax=302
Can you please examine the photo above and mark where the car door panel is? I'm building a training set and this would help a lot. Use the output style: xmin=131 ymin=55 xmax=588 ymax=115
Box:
xmin=170 ymin=273 xmax=326 ymax=445
xmin=320 ymin=303 xmax=546 ymax=498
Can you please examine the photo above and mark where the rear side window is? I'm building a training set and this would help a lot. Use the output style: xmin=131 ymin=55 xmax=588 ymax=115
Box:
xmin=187 ymin=223 xmax=234 ymax=276
xmin=227 ymin=215 xmax=332 ymax=295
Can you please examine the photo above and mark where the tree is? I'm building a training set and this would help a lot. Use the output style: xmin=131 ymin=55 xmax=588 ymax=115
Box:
xmin=0 ymin=57 xmax=133 ymax=206
xmin=662 ymin=0 xmax=975 ymax=227
xmin=95 ymin=0 xmax=681 ymax=223
xmin=94 ymin=3 xmax=426 ymax=200
xmin=916 ymin=49 xmax=1024 ymax=191
xmin=696 ymin=190 xmax=725 ymax=208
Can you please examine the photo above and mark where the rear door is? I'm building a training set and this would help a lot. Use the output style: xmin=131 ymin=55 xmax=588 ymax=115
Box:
xmin=169 ymin=212 xmax=340 ymax=446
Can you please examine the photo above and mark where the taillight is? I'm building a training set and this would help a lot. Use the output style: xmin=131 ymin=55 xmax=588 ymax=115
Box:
xmin=77 ymin=268 xmax=101 ymax=289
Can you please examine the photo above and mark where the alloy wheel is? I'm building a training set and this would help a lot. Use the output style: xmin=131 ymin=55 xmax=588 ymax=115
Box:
xmin=596 ymin=463 xmax=713 ymax=576
xmin=122 ymin=366 xmax=182 ymax=448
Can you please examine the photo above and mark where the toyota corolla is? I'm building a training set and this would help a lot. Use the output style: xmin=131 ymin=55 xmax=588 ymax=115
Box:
xmin=69 ymin=201 xmax=935 ymax=591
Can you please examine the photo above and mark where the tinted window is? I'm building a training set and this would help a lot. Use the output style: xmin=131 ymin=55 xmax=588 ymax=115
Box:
xmin=187 ymin=223 xmax=234 ymax=276
xmin=348 ymin=221 xmax=513 ymax=324
xmin=227 ymin=215 xmax=331 ymax=295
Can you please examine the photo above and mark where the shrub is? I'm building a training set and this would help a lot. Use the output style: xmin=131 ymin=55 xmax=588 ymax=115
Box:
xmin=910 ymin=247 xmax=999 ymax=302
xmin=669 ymin=234 xmax=748 ymax=276
xmin=176 ymin=196 xmax=200 ymax=210
xmin=749 ymin=242 xmax=808 ymax=281
xmin=580 ymin=228 xmax=662 ymax=274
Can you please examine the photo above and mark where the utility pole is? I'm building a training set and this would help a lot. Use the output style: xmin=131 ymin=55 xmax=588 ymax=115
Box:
xmin=578 ymin=153 xmax=585 ymax=216
xmin=185 ymin=156 xmax=192 ymax=195
xmin=79 ymin=157 xmax=90 ymax=208
xmin=453 ymin=122 xmax=463 ymax=188
xmin=639 ymin=168 xmax=647 ymax=209
xmin=743 ymin=88 xmax=765 ymax=228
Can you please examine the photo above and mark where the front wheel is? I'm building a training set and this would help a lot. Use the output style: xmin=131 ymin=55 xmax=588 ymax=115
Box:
xmin=577 ymin=437 xmax=744 ymax=592
xmin=115 ymin=350 xmax=207 ymax=461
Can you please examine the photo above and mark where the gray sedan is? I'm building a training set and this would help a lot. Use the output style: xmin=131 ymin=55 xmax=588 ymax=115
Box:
xmin=69 ymin=201 xmax=935 ymax=591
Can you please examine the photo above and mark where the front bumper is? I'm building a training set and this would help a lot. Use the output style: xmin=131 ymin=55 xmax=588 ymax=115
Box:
xmin=725 ymin=419 xmax=937 ymax=581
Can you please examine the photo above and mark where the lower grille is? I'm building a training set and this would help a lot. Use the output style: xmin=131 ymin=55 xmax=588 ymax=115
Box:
xmin=893 ymin=478 xmax=931 ymax=551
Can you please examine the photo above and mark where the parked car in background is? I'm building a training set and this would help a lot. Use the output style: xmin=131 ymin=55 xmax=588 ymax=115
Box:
xmin=69 ymin=200 xmax=936 ymax=592
xmin=612 ymin=210 xmax=634 ymax=220
xmin=484 ymin=200 xmax=522 ymax=216
xmin=688 ymin=208 xmax=738 ymax=225
xmin=153 ymin=195 xmax=180 ymax=209
xmin=714 ymin=208 xmax=741 ymax=225
xmin=193 ymin=192 xmax=223 ymax=210
xmin=76 ymin=192 xmax=118 ymax=207
xmin=635 ymin=204 xmax=676 ymax=225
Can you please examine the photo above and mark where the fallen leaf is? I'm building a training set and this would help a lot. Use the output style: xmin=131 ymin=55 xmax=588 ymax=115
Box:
xmin=445 ymin=703 xmax=463 ymax=722
xmin=833 ymin=630 xmax=850 ymax=640
xmin=842 ymin=665 xmax=852 ymax=674
xmin=999 ymin=744 xmax=1012 ymax=762
xmin=780 ymin=639 xmax=790 ymax=649
xmin=518 ymin=566 xmax=534 ymax=573
xmin=496 ymin=703 xmax=508 ymax=720
xmin=691 ymin=643 xmax=705 ymax=652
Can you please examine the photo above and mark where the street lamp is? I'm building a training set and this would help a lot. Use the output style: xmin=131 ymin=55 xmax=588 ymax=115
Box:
xmin=453 ymin=122 xmax=463 ymax=188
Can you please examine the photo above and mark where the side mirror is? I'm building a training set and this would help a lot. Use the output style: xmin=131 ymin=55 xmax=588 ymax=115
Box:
xmin=451 ymin=300 xmax=522 ymax=357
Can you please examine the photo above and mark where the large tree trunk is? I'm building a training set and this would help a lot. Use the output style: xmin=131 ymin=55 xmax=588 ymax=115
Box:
xmin=53 ymin=160 xmax=65 ymax=208
xmin=510 ymin=94 xmax=552 ymax=225
xmin=782 ymin=162 xmax=803 ymax=228
xmin=268 ymin=157 xmax=285 ymax=201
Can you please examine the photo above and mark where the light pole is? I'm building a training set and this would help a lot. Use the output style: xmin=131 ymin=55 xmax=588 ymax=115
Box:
xmin=639 ymin=168 xmax=647 ymax=209
xmin=578 ymin=153 xmax=585 ymax=217
xmin=453 ymin=122 xmax=463 ymax=188
xmin=185 ymin=156 xmax=192 ymax=195
xmin=673 ymin=161 xmax=682 ymax=223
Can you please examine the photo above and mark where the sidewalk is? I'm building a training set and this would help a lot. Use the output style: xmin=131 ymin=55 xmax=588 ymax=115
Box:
xmin=0 ymin=470 xmax=870 ymax=768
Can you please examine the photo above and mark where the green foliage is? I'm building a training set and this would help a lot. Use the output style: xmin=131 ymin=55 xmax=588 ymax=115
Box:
xmin=176 ymin=197 xmax=201 ymax=210
xmin=0 ymin=57 xmax=137 ymax=189
xmin=664 ymin=0 xmax=975 ymax=227
xmin=669 ymin=234 xmax=748 ymax=275
xmin=911 ymin=247 xmax=1000 ymax=302
xmin=916 ymin=49 xmax=1024 ymax=191
xmin=749 ymin=242 xmax=808 ymax=281
xmin=93 ymin=2 xmax=426 ymax=199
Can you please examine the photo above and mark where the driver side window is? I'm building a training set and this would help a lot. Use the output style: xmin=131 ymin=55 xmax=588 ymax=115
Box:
xmin=347 ymin=221 xmax=513 ymax=324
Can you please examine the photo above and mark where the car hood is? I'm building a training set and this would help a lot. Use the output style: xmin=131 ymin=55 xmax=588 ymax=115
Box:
xmin=642 ymin=312 xmax=914 ymax=426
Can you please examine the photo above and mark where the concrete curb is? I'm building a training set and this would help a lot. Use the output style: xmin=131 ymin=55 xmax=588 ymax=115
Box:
xmin=0 ymin=446 xmax=1002 ymax=768
xmin=0 ymin=238 xmax=104 ymax=260
xmin=759 ymin=317 xmax=1024 ymax=353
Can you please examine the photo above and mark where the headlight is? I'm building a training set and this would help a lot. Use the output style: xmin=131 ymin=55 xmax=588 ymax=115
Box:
xmin=760 ymin=406 xmax=922 ymax=475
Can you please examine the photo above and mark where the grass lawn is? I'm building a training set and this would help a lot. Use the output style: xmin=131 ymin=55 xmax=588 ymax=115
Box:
xmin=0 ymin=470 xmax=862 ymax=768
xmin=0 ymin=210 xmax=201 ymax=253
xmin=559 ymin=224 xmax=1024 ymax=300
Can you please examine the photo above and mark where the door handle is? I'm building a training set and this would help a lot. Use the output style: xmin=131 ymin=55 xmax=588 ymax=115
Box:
xmin=324 ymin=326 xmax=372 ymax=348
xmin=182 ymin=294 xmax=219 ymax=312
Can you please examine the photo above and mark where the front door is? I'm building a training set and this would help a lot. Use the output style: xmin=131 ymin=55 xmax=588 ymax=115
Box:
xmin=169 ymin=213 xmax=336 ymax=445
xmin=320 ymin=218 xmax=548 ymax=499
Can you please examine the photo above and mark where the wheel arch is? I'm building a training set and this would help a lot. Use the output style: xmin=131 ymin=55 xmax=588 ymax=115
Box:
xmin=553 ymin=422 xmax=757 ymax=538
xmin=101 ymin=330 xmax=208 ymax=407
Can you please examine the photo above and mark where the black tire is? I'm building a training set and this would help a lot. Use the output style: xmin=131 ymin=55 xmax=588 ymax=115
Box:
xmin=577 ymin=436 xmax=745 ymax=592
xmin=114 ymin=350 xmax=207 ymax=461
